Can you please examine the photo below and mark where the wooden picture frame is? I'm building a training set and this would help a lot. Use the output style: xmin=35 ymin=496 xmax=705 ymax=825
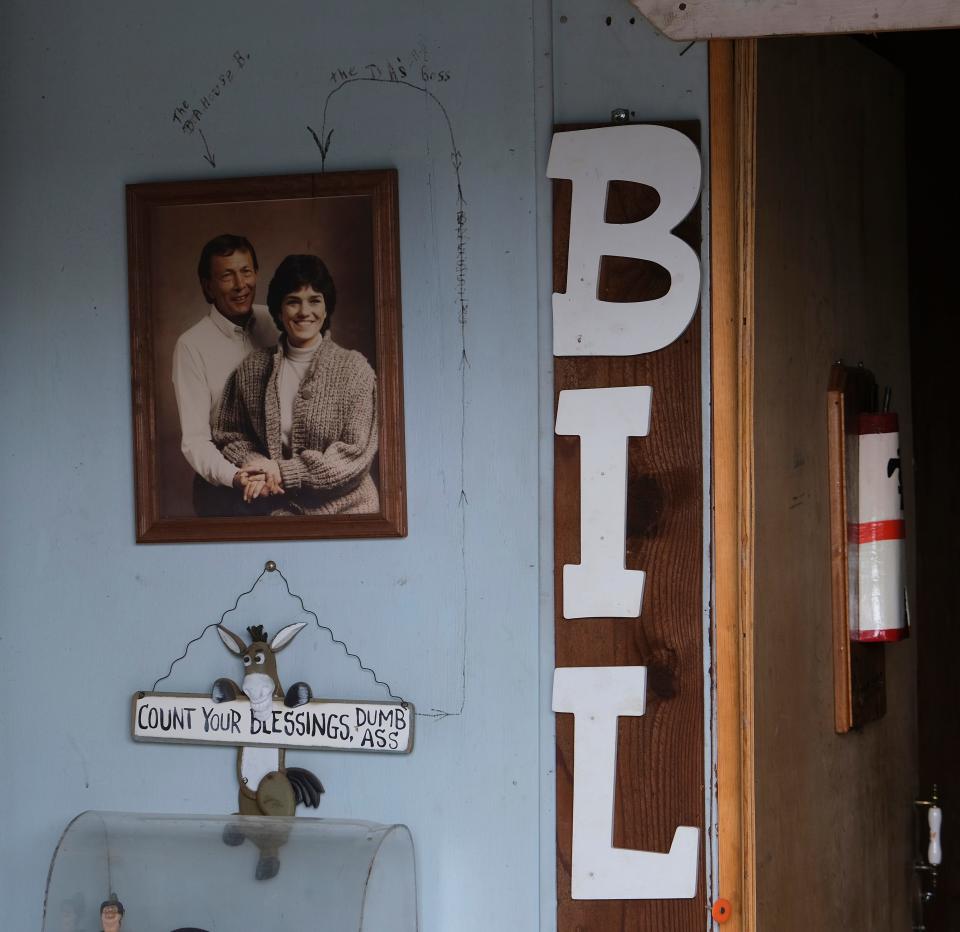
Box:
xmin=127 ymin=170 xmax=406 ymax=543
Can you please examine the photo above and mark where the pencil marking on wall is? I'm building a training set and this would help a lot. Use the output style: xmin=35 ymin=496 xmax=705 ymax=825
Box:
xmin=198 ymin=129 xmax=216 ymax=168
xmin=170 ymin=50 xmax=251 ymax=166
xmin=309 ymin=52 xmax=468 ymax=720
xmin=68 ymin=735 xmax=90 ymax=789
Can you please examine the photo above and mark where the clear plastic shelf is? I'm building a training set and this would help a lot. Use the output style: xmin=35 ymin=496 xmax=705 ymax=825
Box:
xmin=44 ymin=811 xmax=417 ymax=931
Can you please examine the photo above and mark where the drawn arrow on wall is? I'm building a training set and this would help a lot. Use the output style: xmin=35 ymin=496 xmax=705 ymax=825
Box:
xmin=199 ymin=129 xmax=216 ymax=168
xmin=307 ymin=125 xmax=334 ymax=163
xmin=311 ymin=75 xmax=469 ymax=721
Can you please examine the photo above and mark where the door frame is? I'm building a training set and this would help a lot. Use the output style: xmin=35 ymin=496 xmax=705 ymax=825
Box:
xmin=709 ymin=37 xmax=758 ymax=932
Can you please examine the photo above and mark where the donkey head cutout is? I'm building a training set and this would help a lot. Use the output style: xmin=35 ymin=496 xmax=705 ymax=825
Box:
xmin=215 ymin=622 xmax=309 ymax=723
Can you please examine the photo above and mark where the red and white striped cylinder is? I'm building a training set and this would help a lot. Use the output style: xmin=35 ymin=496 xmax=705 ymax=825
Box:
xmin=849 ymin=412 xmax=908 ymax=642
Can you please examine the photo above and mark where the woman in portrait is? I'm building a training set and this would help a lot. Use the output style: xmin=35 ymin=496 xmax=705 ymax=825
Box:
xmin=214 ymin=254 xmax=379 ymax=515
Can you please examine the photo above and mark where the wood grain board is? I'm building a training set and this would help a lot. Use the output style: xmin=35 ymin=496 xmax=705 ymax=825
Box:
xmin=553 ymin=122 xmax=705 ymax=930
xmin=629 ymin=0 xmax=960 ymax=41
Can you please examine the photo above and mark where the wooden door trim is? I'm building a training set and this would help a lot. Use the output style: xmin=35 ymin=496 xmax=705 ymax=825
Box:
xmin=709 ymin=37 xmax=758 ymax=932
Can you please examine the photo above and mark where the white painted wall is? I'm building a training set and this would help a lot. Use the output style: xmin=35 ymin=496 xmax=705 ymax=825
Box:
xmin=0 ymin=1 xmax=708 ymax=929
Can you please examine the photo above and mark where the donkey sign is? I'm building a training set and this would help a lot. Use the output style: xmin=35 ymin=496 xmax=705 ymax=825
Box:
xmin=132 ymin=622 xmax=414 ymax=754
xmin=133 ymin=693 xmax=413 ymax=753
xmin=132 ymin=621 xmax=413 ymax=880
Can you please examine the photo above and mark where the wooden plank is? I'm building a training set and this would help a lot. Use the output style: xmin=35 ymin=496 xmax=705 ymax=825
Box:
xmin=752 ymin=37 xmax=916 ymax=932
xmin=827 ymin=364 xmax=887 ymax=734
xmin=826 ymin=367 xmax=853 ymax=732
xmin=554 ymin=122 xmax=705 ymax=931
xmin=709 ymin=36 xmax=758 ymax=932
xmin=709 ymin=41 xmax=748 ymax=932
xmin=708 ymin=38 xmax=742 ymax=932
xmin=733 ymin=39 xmax=758 ymax=932
xmin=630 ymin=0 xmax=960 ymax=41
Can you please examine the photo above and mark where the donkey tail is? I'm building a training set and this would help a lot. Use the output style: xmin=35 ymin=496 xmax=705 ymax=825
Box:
xmin=286 ymin=767 xmax=324 ymax=809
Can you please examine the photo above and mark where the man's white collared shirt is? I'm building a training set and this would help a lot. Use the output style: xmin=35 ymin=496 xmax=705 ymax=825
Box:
xmin=172 ymin=305 xmax=276 ymax=487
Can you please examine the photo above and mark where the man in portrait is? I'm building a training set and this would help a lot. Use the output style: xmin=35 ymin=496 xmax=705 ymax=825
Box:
xmin=171 ymin=234 xmax=278 ymax=515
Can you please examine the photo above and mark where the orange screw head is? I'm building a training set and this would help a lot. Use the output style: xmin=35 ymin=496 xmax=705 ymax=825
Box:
xmin=712 ymin=898 xmax=733 ymax=923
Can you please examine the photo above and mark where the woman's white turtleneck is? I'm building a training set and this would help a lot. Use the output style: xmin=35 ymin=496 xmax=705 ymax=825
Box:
xmin=278 ymin=336 xmax=322 ymax=457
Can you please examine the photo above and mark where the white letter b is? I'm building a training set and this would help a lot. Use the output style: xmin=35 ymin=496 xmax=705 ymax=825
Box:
xmin=548 ymin=124 xmax=701 ymax=357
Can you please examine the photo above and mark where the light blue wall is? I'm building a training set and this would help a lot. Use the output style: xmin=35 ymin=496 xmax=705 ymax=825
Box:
xmin=0 ymin=1 xmax=708 ymax=929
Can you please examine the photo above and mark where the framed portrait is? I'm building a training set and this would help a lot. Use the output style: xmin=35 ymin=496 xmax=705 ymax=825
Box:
xmin=126 ymin=170 xmax=406 ymax=542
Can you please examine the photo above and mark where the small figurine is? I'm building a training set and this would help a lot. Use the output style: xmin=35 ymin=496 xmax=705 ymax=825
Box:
xmin=99 ymin=894 xmax=123 ymax=932
xmin=212 ymin=623 xmax=324 ymax=879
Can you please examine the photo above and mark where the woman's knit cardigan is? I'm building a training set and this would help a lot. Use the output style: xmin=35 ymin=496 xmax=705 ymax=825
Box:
xmin=214 ymin=338 xmax=379 ymax=515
